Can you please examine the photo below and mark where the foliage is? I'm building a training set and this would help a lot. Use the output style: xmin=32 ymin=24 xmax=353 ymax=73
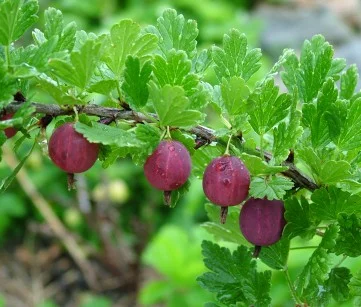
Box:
xmin=1 ymin=1 xmax=361 ymax=306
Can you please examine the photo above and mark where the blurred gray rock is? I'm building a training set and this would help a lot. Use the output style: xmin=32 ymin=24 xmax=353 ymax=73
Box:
xmin=256 ymin=5 xmax=353 ymax=59
xmin=336 ymin=38 xmax=361 ymax=68
xmin=336 ymin=39 xmax=361 ymax=90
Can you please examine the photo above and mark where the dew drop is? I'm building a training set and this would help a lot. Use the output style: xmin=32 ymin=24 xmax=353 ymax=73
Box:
xmin=169 ymin=146 xmax=175 ymax=152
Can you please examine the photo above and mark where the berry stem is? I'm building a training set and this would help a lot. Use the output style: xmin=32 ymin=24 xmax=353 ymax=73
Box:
xmin=220 ymin=114 xmax=232 ymax=129
xmin=163 ymin=190 xmax=172 ymax=206
xmin=166 ymin=126 xmax=172 ymax=139
xmin=73 ymin=106 xmax=79 ymax=122
xmin=220 ymin=207 xmax=228 ymax=224
xmin=224 ymin=134 xmax=233 ymax=156
xmin=283 ymin=267 xmax=303 ymax=305
xmin=253 ymin=245 xmax=262 ymax=258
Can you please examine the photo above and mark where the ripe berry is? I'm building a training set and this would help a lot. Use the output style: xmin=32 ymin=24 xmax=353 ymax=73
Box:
xmin=48 ymin=123 xmax=99 ymax=173
xmin=144 ymin=140 xmax=191 ymax=191
xmin=1 ymin=113 xmax=17 ymax=138
xmin=240 ymin=198 xmax=286 ymax=256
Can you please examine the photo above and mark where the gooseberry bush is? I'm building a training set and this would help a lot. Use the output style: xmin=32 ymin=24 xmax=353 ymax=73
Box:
xmin=1 ymin=0 xmax=361 ymax=306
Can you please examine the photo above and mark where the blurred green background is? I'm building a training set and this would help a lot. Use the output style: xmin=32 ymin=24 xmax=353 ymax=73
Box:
xmin=1 ymin=0 xmax=361 ymax=306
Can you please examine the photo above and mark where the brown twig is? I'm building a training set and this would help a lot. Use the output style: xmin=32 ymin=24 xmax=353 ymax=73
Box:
xmin=4 ymin=101 xmax=318 ymax=191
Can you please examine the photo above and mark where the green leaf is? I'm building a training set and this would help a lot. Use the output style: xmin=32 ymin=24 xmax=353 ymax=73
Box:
xmin=340 ymin=65 xmax=358 ymax=100
xmin=319 ymin=160 xmax=351 ymax=185
xmin=212 ymin=29 xmax=262 ymax=82
xmin=149 ymin=82 xmax=204 ymax=128
xmin=220 ymin=76 xmax=250 ymax=116
xmin=148 ymin=9 xmax=198 ymax=59
xmin=43 ymin=7 xmax=77 ymax=52
xmin=296 ymin=147 xmax=322 ymax=182
xmin=152 ymin=49 xmax=199 ymax=97
xmin=249 ymin=176 xmax=294 ymax=200
xmin=295 ymin=225 xmax=338 ymax=305
xmin=334 ymin=214 xmax=361 ymax=257
xmin=247 ymin=79 xmax=292 ymax=135
xmin=192 ymin=144 xmax=224 ymax=178
xmin=325 ymin=267 xmax=351 ymax=302
xmin=0 ymin=0 xmax=39 ymax=45
xmin=272 ymin=93 xmax=303 ymax=164
xmin=74 ymin=122 xmax=144 ymax=148
xmin=104 ymin=19 xmax=157 ymax=77
xmin=240 ymin=153 xmax=287 ymax=176
xmin=350 ymin=270 xmax=361 ymax=300
xmin=202 ymin=204 xmax=251 ymax=246
xmin=302 ymin=78 xmax=337 ymax=148
xmin=122 ymin=56 xmax=152 ymax=110
xmin=135 ymin=123 xmax=161 ymax=150
xmin=310 ymin=187 xmax=361 ymax=221
xmin=49 ymin=39 xmax=101 ymax=89
xmin=282 ymin=35 xmax=343 ymax=104
xmin=0 ymin=135 xmax=38 ymax=193
xmin=0 ymin=61 xmax=17 ymax=105
xmin=37 ymin=75 xmax=84 ymax=105
xmin=283 ymin=196 xmax=318 ymax=239
xmin=87 ymin=79 xmax=117 ymax=95
xmin=259 ymin=237 xmax=290 ymax=270
xmin=198 ymin=241 xmax=271 ymax=306
xmin=337 ymin=97 xmax=361 ymax=150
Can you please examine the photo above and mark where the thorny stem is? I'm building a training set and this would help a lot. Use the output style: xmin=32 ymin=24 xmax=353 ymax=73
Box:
xmin=5 ymin=100 xmax=319 ymax=191
xmin=283 ymin=267 xmax=303 ymax=305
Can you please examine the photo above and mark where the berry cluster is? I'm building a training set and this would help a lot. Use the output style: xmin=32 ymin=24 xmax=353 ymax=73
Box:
xmin=3 ymin=120 xmax=286 ymax=253
xmin=144 ymin=140 xmax=286 ymax=254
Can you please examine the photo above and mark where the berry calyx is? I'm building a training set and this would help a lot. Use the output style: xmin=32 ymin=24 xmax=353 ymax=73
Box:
xmin=48 ymin=123 xmax=99 ymax=173
xmin=144 ymin=140 xmax=191 ymax=192
xmin=1 ymin=113 xmax=17 ymax=139
xmin=240 ymin=198 xmax=286 ymax=257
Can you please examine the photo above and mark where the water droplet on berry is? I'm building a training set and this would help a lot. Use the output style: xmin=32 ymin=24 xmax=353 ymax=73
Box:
xmin=169 ymin=146 xmax=175 ymax=152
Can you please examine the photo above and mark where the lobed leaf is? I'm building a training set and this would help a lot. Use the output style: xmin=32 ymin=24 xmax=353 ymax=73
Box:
xmin=0 ymin=0 xmax=38 ymax=45
xmin=198 ymin=241 xmax=271 ymax=306
xmin=283 ymin=196 xmax=318 ymax=239
xmin=148 ymin=9 xmax=198 ymax=59
xmin=212 ymin=29 xmax=262 ymax=82
xmin=122 ymin=56 xmax=152 ymax=110
xmin=249 ymin=175 xmax=294 ymax=200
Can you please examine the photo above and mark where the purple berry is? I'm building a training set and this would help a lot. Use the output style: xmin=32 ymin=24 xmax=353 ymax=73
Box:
xmin=202 ymin=155 xmax=250 ymax=206
xmin=240 ymin=198 xmax=286 ymax=247
xmin=144 ymin=140 xmax=191 ymax=191
xmin=48 ymin=123 xmax=99 ymax=173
